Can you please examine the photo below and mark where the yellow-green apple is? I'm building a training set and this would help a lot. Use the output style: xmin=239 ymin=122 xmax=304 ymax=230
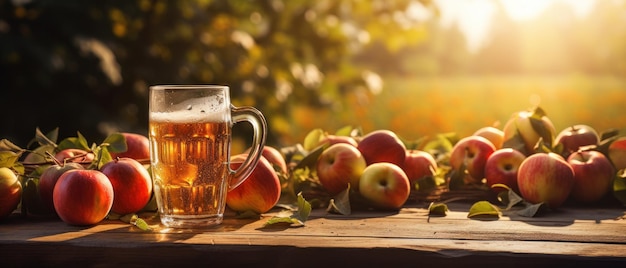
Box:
xmin=555 ymin=125 xmax=600 ymax=158
xmin=0 ymin=167 xmax=22 ymax=219
xmin=318 ymin=134 xmax=358 ymax=148
xmin=316 ymin=143 xmax=367 ymax=195
xmin=358 ymin=162 xmax=411 ymax=210
xmin=227 ymin=154 xmax=281 ymax=214
xmin=517 ymin=153 xmax=575 ymax=209
xmin=484 ymin=148 xmax=526 ymax=193
xmin=53 ymin=169 xmax=114 ymax=225
xmin=503 ymin=107 xmax=556 ymax=155
xmin=402 ymin=150 xmax=437 ymax=186
xmin=608 ymin=136 xmax=626 ymax=171
xmin=473 ymin=126 xmax=505 ymax=149
xmin=38 ymin=162 xmax=84 ymax=213
xmin=357 ymin=129 xmax=406 ymax=166
xmin=100 ymin=157 xmax=153 ymax=215
xmin=54 ymin=148 xmax=95 ymax=165
xmin=567 ymin=151 xmax=615 ymax=204
xmin=110 ymin=132 xmax=150 ymax=161
xmin=449 ymin=136 xmax=496 ymax=182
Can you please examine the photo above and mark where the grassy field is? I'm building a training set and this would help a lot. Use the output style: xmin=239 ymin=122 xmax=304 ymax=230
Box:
xmin=268 ymin=74 xmax=626 ymax=148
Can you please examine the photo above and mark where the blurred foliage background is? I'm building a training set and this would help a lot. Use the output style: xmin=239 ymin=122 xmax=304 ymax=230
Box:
xmin=1 ymin=0 xmax=625 ymax=151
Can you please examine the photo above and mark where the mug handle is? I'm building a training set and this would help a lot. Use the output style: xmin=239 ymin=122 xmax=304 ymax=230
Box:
xmin=228 ymin=104 xmax=267 ymax=190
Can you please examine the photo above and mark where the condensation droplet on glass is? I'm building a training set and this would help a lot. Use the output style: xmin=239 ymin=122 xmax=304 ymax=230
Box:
xmin=186 ymin=104 xmax=193 ymax=110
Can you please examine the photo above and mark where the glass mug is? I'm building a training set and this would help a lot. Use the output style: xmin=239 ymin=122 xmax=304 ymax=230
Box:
xmin=148 ymin=85 xmax=267 ymax=228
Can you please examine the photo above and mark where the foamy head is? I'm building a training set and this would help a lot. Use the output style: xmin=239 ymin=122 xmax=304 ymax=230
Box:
xmin=150 ymin=98 xmax=229 ymax=123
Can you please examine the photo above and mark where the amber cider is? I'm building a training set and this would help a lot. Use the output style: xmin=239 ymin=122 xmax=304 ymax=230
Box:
xmin=149 ymin=110 xmax=231 ymax=227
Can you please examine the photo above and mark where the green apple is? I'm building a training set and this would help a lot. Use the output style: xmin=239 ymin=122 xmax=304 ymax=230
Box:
xmin=0 ymin=167 xmax=22 ymax=219
xmin=359 ymin=162 xmax=410 ymax=210
xmin=503 ymin=107 xmax=556 ymax=155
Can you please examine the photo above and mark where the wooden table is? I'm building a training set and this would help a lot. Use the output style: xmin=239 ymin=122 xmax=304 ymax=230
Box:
xmin=1 ymin=202 xmax=625 ymax=267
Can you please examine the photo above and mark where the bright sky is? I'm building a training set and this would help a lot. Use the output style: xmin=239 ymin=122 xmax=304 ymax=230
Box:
xmin=434 ymin=0 xmax=596 ymax=51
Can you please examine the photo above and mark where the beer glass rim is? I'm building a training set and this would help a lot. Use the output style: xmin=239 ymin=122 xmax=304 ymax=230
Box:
xmin=150 ymin=85 xmax=229 ymax=91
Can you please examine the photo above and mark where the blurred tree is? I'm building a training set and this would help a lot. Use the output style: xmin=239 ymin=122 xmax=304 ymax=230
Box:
xmin=0 ymin=0 xmax=437 ymax=148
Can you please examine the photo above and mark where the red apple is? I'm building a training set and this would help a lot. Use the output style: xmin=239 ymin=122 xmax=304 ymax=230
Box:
xmin=402 ymin=150 xmax=437 ymax=186
xmin=53 ymin=169 xmax=114 ymax=225
xmin=227 ymin=155 xmax=281 ymax=214
xmin=54 ymin=148 xmax=95 ymax=165
xmin=567 ymin=151 xmax=615 ymax=204
xmin=110 ymin=132 xmax=150 ymax=161
xmin=318 ymin=135 xmax=358 ymax=148
xmin=100 ymin=157 xmax=153 ymax=215
xmin=484 ymin=148 xmax=526 ymax=193
xmin=247 ymin=146 xmax=288 ymax=175
xmin=608 ymin=136 xmax=626 ymax=171
xmin=0 ymin=167 xmax=22 ymax=219
xmin=502 ymin=107 xmax=556 ymax=155
xmin=38 ymin=162 xmax=84 ymax=213
xmin=517 ymin=153 xmax=575 ymax=209
xmin=316 ymin=143 xmax=367 ymax=195
xmin=555 ymin=125 xmax=600 ymax=158
xmin=449 ymin=136 xmax=496 ymax=182
xmin=473 ymin=126 xmax=505 ymax=149
xmin=358 ymin=162 xmax=411 ymax=210
xmin=357 ymin=129 xmax=406 ymax=167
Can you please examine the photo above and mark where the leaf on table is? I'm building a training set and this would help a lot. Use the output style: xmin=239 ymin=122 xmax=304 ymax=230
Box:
xmin=326 ymin=185 xmax=351 ymax=215
xmin=494 ymin=184 xmax=524 ymax=210
xmin=264 ymin=192 xmax=311 ymax=228
xmin=428 ymin=202 xmax=448 ymax=217
xmin=467 ymin=201 xmax=500 ymax=219
xmin=119 ymin=213 xmax=151 ymax=231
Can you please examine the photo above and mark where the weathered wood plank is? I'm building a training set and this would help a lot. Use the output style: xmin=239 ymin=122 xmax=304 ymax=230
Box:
xmin=1 ymin=203 xmax=625 ymax=267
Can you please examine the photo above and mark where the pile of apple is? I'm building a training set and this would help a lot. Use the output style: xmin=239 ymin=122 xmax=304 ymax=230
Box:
xmin=451 ymin=106 xmax=622 ymax=210
xmin=276 ymin=105 xmax=626 ymax=213
xmin=296 ymin=129 xmax=437 ymax=211
xmin=0 ymin=132 xmax=154 ymax=225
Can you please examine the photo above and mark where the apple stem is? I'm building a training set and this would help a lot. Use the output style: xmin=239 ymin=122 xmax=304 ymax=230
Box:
xmin=46 ymin=151 xmax=64 ymax=166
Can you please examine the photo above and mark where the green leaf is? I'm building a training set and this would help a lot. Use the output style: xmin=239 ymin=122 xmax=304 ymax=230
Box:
xmin=296 ymin=192 xmax=312 ymax=222
xmin=119 ymin=214 xmax=152 ymax=231
xmin=0 ymin=151 xmax=21 ymax=169
xmin=428 ymin=202 xmax=448 ymax=216
xmin=613 ymin=170 xmax=626 ymax=206
xmin=467 ymin=201 xmax=500 ymax=219
xmin=334 ymin=125 xmax=355 ymax=137
xmin=34 ymin=127 xmax=58 ymax=148
xmin=264 ymin=192 xmax=311 ymax=227
xmin=102 ymin=133 xmax=127 ymax=153
xmin=293 ymin=145 xmax=325 ymax=171
xmin=0 ymin=139 xmax=24 ymax=152
xmin=326 ymin=185 xmax=351 ymax=215
xmin=303 ymin=128 xmax=324 ymax=151
xmin=493 ymin=184 xmax=524 ymax=210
